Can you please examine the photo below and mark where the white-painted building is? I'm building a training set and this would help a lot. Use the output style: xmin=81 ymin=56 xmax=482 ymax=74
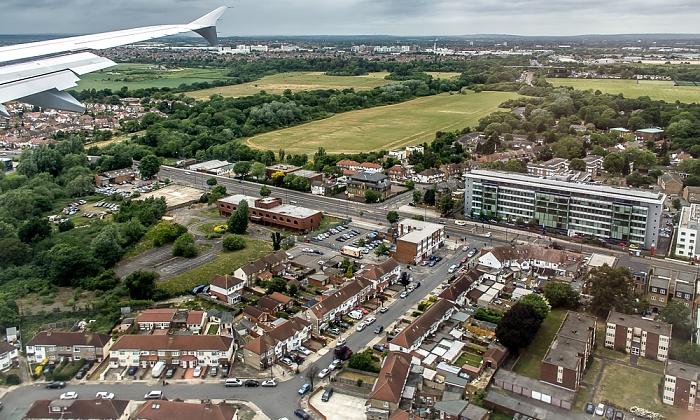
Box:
xmin=676 ymin=204 xmax=700 ymax=260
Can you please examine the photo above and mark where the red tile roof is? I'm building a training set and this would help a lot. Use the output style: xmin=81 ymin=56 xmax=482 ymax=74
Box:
xmin=369 ymin=351 xmax=412 ymax=403
xmin=133 ymin=400 xmax=237 ymax=420
xmin=210 ymin=275 xmax=244 ymax=290
xmin=26 ymin=332 xmax=110 ymax=348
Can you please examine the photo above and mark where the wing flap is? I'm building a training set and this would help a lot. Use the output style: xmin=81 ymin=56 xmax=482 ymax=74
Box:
xmin=0 ymin=70 xmax=80 ymax=104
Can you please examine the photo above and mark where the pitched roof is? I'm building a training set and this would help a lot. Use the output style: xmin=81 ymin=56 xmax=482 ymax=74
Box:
xmin=391 ymin=299 xmax=455 ymax=349
xmin=0 ymin=341 xmax=17 ymax=354
xmin=486 ymin=245 xmax=581 ymax=265
xmin=349 ymin=171 xmax=388 ymax=183
xmin=337 ymin=159 xmax=360 ymax=167
xmin=137 ymin=309 xmax=176 ymax=323
xmin=242 ymin=334 xmax=276 ymax=355
xmin=483 ymin=343 xmax=508 ymax=364
xmin=369 ymin=351 xmax=412 ymax=403
xmin=133 ymin=400 xmax=237 ymax=420
xmin=267 ymin=318 xmax=311 ymax=343
xmin=258 ymin=296 xmax=283 ymax=312
xmin=310 ymin=278 xmax=372 ymax=318
xmin=110 ymin=335 xmax=232 ymax=352
xmin=360 ymin=258 xmax=399 ymax=281
xmin=210 ymin=274 xmax=244 ymax=290
xmin=438 ymin=271 xmax=477 ymax=301
xmin=27 ymin=332 xmax=110 ymax=348
xmin=269 ymin=292 xmax=294 ymax=305
xmin=243 ymin=305 xmax=266 ymax=320
xmin=186 ymin=311 xmax=206 ymax=325
xmin=24 ymin=399 xmax=129 ymax=419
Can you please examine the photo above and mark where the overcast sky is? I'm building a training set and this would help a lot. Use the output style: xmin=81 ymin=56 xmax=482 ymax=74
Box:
xmin=2 ymin=0 xmax=700 ymax=37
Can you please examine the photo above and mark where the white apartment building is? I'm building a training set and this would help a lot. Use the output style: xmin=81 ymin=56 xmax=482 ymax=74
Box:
xmin=464 ymin=170 xmax=665 ymax=248
xmin=676 ymin=204 xmax=700 ymax=259
xmin=393 ymin=219 xmax=446 ymax=264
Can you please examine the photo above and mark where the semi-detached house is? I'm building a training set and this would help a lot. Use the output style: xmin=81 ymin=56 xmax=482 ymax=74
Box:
xmin=242 ymin=317 xmax=312 ymax=370
xmin=210 ymin=274 xmax=245 ymax=304
xmin=389 ymin=299 xmax=456 ymax=353
xmin=109 ymin=335 xmax=234 ymax=369
xmin=0 ymin=342 xmax=19 ymax=370
xmin=357 ymin=258 xmax=400 ymax=293
xmin=298 ymin=278 xmax=373 ymax=331
xmin=136 ymin=309 xmax=206 ymax=332
xmin=26 ymin=331 xmax=112 ymax=363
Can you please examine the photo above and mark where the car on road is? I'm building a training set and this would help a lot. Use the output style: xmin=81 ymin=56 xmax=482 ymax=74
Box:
xmin=467 ymin=249 xmax=477 ymax=258
xmin=127 ymin=366 xmax=138 ymax=376
xmin=46 ymin=381 xmax=66 ymax=389
xmin=318 ymin=260 xmax=325 ymax=265
xmin=399 ymin=291 xmax=408 ymax=299
xmin=374 ymin=325 xmax=384 ymax=334
xmin=485 ymin=232 xmax=492 ymax=238
xmin=365 ymin=317 xmax=376 ymax=325
xmin=294 ymin=409 xmax=310 ymax=420
xmin=245 ymin=379 xmax=260 ymax=387
xmin=356 ymin=322 xmax=366 ymax=331
xmin=379 ymin=306 xmax=388 ymax=313
xmin=462 ymin=245 xmax=470 ymax=252
xmin=595 ymin=403 xmax=605 ymax=416
xmin=461 ymin=256 xmax=468 ymax=264
xmin=193 ymin=366 xmax=203 ymax=377
xmin=336 ymin=338 xmax=347 ymax=347
xmin=329 ymin=359 xmax=341 ymax=370
xmin=144 ymin=390 xmax=163 ymax=400
xmin=262 ymin=379 xmax=278 ymax=387
xmin=96 ymin=392 xmax=115 ymax=400
xmin=225 ymin=378 xmax=243 ymax=387
xmin=318 ymin=368 xmax=331 ymax=379
xmin=60 ymin=391 xmax=78 ymax=400
xmin=296 ymin=346 xmax=312 ymax=356
xmin=298 ymin=383 xmax=311 ymax=395
xmin=584 ymin=402 xmax=595 ymax=414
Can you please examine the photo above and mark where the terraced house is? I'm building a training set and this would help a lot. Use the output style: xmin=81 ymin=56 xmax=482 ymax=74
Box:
xmin=242 ymin=317 xmax=312 ymax=370
xmin=109 ymin=335 xmax=234 ymax=369
xmin=26 ymin=332 xmax=111 ymax=363
xmin=298 ymin=278 xmax=373 ymax=331
xmin=389 ymin=299 xmax=456 ymax=353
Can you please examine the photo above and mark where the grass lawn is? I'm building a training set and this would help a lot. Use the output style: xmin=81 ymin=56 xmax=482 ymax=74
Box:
xmin=636 ymin=357 xmax=665 ymax=371
xmin=246 ymin=91 xmax=519 ymax=155
xmin=196 ymin=222 xmax=219 ymax=236
xmin=198 ymin=207 xmax=225 ymax=219
xmin=318 ymin=215 xmax=343 ymax=231
xmin=487 ymin=412 xmax=512 ymax=420
xmin=74 ymin=64 xmax=231 ymax=91
xmin=582 ymin=357 xmax=601 ymax=384
xmin=547 ymin=78 xmax=700 ymax=103
xmin=122 ymin=237 xmax=155 ymax=259
xmin=455 ymin=351 xmax=482 ymax=368
xmin=187 ymin=71 xmax=396 ymax=100
xmin=206 ymin=324 xmax=219 ymax=335
xmin=573 ymin=384 xmax=591 ymax=412
xmin=513 ymin=308 xmax=567 ymax=379
xmin=157 ymin=239 xmax=273 ymax=296
xmin=594 ymin=363 xmax=676 ymax=419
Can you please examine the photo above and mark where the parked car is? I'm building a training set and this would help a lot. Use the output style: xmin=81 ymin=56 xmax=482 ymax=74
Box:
xmin=75 ymin=369 xmax=87 ymax=379
xmin=46 ymin=381 xmax=66 ymax=389
xmin=221 ymin=365 xmax=230 ymax=377
xmin=294 ymin=409 xmax=310 ymax=420
xmin=614 ymin=411 xmax=625 ymax=420
xmin=245 ymin=379 xmax=260 ymax=387
xmin=144 ymin=390 xmax=163 ymax=400
xmin=225 ymin=378 xmax=243 ymax=387
xmin=60 ymin=392 xmax=78 ymax=400
xmin=356 ymin=322 xmax=366 ymax=331
xmin=372 ymin=344 xmax=387 ymax=352
xmin=447 ymin=264 xmax=457 ymax=273
xmin=318 ymin=368 xmax=331 ymax=379
xmin=280 ymin=357 xmax=293 ymax=366
xmin=296 ymin=346 xmax=312 ymax=356
xmin=327 ymin=327 xmax=341 ymax=335
xmin=605 ymin=407 xmax=615 ymax=420
xmin=329 ymin=359 xmax=341 ymax=370
xmin=584 ymin=403 xmax=595 ymax=414
xmin=379 ymin=306 xmax=388 ymax=313
xmin=298 ymin=383 xmax=311 ymax=395
xmin=336 ymin=338 xmax=347 ymax=347
xmin=165 ymin=367 xmax=176 ymax=379
xmin=595 ymin=403 xmax=605 ymax=416
xmin=365 ymin=317 xmax=376 ymax=325
xmin=321 ymin=387 xmax=334 ymax=402
xmin=193 ymin=366 xmax=203 ymax=378
xmin=262 ymin=379 xmax=277 ymax=387
xmin=127 ymin=366 xmax=138 ymax=376
xmin=209 ymin=366 xmax=218 ymax=377
xmin=399 ymin=291 xmax=408 ymax=299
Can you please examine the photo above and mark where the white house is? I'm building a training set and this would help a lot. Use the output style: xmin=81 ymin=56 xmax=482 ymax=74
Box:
xmin=210 ymin=275 xmax=245 ymax=304
xmin=109 ymin=335 xmax=234 ymax=369
xmin=0 ymin=342 xmax=18 ymax=371
xmin=298 ymin=278 xmax=373 ymax=331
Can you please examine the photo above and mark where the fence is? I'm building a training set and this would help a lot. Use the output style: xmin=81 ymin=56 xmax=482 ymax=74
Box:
xmin=40 ymin=319 xmax=80 ymax=332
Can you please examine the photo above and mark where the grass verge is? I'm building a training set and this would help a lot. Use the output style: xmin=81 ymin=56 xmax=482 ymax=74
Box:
xmin=157 ymin=239 xmax=273 ymax=296
xmin=513 ymin=308 xmax=567 ymax=379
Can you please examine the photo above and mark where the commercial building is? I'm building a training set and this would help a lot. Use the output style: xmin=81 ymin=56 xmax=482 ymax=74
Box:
xmin=347 ymin=171 xmax=391 ymax=201
xmin=217 ymin=194 xmax=322 ymax=232
xmin=93 ymin=168 xmax=135 ymax=186
xmin=676 ymin=204 xmax=700 ymax=259
xmin=393 ymin=219 xmax=445 ymax=264
xmin=663 ymin=360 xmax=700 ymax=411
xmin=188 ymin=159 xmax=233 ymax=175
xmin=464 ymin=170 xmax=665 ymax=248
xmin=605 ymin=311 xmax=671 ymax=361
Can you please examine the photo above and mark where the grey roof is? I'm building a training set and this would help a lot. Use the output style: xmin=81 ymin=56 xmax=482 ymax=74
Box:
xmin=542 ymin=337 xmax=586 ymax=371
xmin=349 ymin=171 xmax=388 ymax=183
xmin=666 ymin=360 xmax=700 ymax=381
xmin=649 ymin=277 xmax=670 ymax=289
xmin=460 ymin=404 xmax=490 ymax=420
xmin=606 ymin=311 xmax=672 ymax=337
xmin=484 ymin=391 xmax=571 ymax=420
xmin=433 ymin=400 xmax=469 ymax=416
xmin=676 ymin=271 xmax=697 ymax=283
xmin=493 ymin=369 xmax=576 ymax=402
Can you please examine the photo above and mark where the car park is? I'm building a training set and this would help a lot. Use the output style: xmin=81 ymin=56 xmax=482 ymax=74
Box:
xmin=144 ymin=390 xmax=163 ymax=400
xmin=46 ymin=381 xmax=66 ymax=389
xmin=262 ymin=379 xmax=278 ymax=387
xmin=96 ymin=392 xmax=115 ymax=400
xmin=294 ymin=409 xmax=310 ymax=420
xmin=60 ymin=391 xmax=78 ymax=400
xmin=245 ymin=379 xmax=260 ymax=387
xmin=298 ymin=383 xmax=311 ymax=395
xmin=225 ymin=378 xmax=243 ymax=387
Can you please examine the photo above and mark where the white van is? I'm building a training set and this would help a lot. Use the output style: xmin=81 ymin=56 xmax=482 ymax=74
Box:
xmin=151 ymin=361 xmax=166 ymax=378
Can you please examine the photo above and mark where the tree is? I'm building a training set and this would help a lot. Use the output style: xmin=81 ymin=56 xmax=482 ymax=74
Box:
xmin=399 ymin=272 xmax=410 ymax=289
xmin=66 ymin=175 xmax=95 ymax=197
xmin=675 ymin=342 xmax=700 ymax=367
xmin=91 ymin=226 xmax=125 ymax=268
xmin=569 ymin=158 xmax=586 ymax=172
xmin=228 ymin=200 xmax=249 ymax=234
xmin=46 ymin=243 xmax=99 ymax=287
xmin=18 ymin=217 xmax=52 ymax=244
xmin=543 ymin=282 xmax=579 ymax=308
xmin=260 ymin=185 xmax=272 ymax=197
xmin=123 ymin=270 xmax=159 ymax=300
xmin=266 ymin=277 xmax=287 ymax=295
xmin=223 ymin=234 xmax=246 ymax=251
xmin=306 ymin=364 xmax=320 ymax=390
xmin=386 ymin=211 xmax=400 ymax=225
xmin=412 ymin=190 xmax=422 ymax=204
xmin=87 ymin=270 xmax=120 ymax=291
xmin=437 ymin=195 xmax=455 ymax=215
xmin=250 ymin=162 xmax=267 ymax=181
xmin=672 ymin=198 xmax=682 ymax=212
xmin=495 ymin=303 xmax=543 ymax=352
xmin=206 ymin=177 xmax=218 ymax=187
xmin=146 ymin=222 xmax=187 ymax=247
xmin=365 ymin=190 xmax=381 ymax=203
xmin=405 ymin=180 xmax=415 ymax=189
xmin=0 ymin=238 xmax=31 ymax=268
xmin=603 ymin=152 xmax=625 ymax=175
xmin=423 ymin=188 xmax=436 ymax=206
xmin=374 ymin=243 xmax=388 ymax=258
xmin=584 ymin=265 xmax=638 ymax=316
xmin=172 ymin=233 xmax=198 ymax=258
xmin=518 ymin=293 xmax=551 ymax=322
xmin=661 ymin=302 xmax=691 ymax=335
xmin=347 ymin=348 xmax=379 ymax=373
xmin=138 ymin=154 xmax=161 ymax=179
xmin=233 ymin=161 xmax=252 ymax=179
xmin=551 ymin=136 xmax=583 ymax=160
xmin=288 ymin=284 xmax=298 ymax=297
xmin=270 ymin=231 xmax=282 ymax=251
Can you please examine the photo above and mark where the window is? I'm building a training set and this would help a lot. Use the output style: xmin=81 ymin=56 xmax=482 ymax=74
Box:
xmin=383 ymin=402 xmax=389 ymax=408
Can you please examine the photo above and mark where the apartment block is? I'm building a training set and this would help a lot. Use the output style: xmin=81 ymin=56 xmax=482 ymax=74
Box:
xmin=464 ymin=170 xmax=665 ymax=248
xmin=676 ymin=204 xmax=700 ymax=259
xmin=393 ymin=219 xmax=445 ymax=264
xmin=663 ymin=360 xmax=700 ymax=412
xmin=605 ymin=311 xmax=672 ymax=361
xmin=540 ymin=311 xmax=596 ymax=391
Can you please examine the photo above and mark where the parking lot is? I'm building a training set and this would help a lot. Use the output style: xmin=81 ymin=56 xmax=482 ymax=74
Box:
xmin=306 ymin=223 xmax=393 ymax=259
xmin=310 ymin=390 xmax=367 ymax=420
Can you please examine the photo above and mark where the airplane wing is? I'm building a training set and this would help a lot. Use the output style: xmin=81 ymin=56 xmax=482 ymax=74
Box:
xmin=0 ymin=6 xmax=228 ymax=117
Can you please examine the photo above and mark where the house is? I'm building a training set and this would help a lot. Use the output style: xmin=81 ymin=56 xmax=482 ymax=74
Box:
xmin=311 ymin=180 xmax=344 ymax=197
xmin=477 ymin=245 xmax=583 ymax=280
xmin=242 ymin=318 xmax=312 ymax=369
xmin=439 ymin=270 xmax=479 ymax=307
xmin=23 ymin=399 xmax=129 ymax=420
xmin=647 ymin=274 xmax=671 ymax=311
xmin=133 ymin=400 xmax=238 ymax=420
xmin=307 ymin=273 xmax=330 ymax=288
xmin=440 ymin=162 xmax=467 ymax=179
xmin=357 ymin=258 xmax=401 ymax=293
xmin=674 ymin=279 xmax=695 ymax=308
xmin=605 ymin=311 xmax=672 ymax=361
xmin=684 ymin=186 xmax=700 ymax=204
xmin=258 ymin=293 xmax=294 ymax=314
xmin=242 ymin=306 xmax=274 ymax=326
xmin=658 ymin=173 xmax=684 ymax=196
xmin=540 ymin=311 xmax=596 ymax=391
xmin=0 ymin=341 xmax=19 ymax=371
xmin=26 ymin=332 xmax=111 ymax=363
xmin=366 ymin=352 xmax=413 ymax=420
xmin=108 ymin=335 xmax=234 ymax=369
xmin=359 ymin=162 xmax=383 ymax=173
xmin=527 ymin=158 xmax=569 ymax=177
xmin=387 ymin=165 xmax=408 ymax=182
xmin=582 ymin=155 xmax=603 ymax=178
xmin=433 ymin=400 xmax=489 ymax=420
xmin=234 ymin=250 xmax=289 ymax=286
xmin=482 ymin=343 xmax=508 ymax=370
xmin=347 ymin=171 xmax=391 ymax=201
xmin=413 ymin=168 xmax=446 ymax=184
xmin=269 ymin=292 xmax=295 ymax=309
xmin=298 ymin=278 xmax=373 ymax=331
xmin=393 ymin=219 xmax=446 ymax=264
xmin=218 ymin=195 xmax=322 ymax=232
xmin=663 ymin=360 xmax=700 ymax=411
xmin=136 ymin=309 xmax=206 ymax=332
xmin=210 ymin=275 xmax=245 ymax=304
xmin=389 ymin=299 xmax=456 ymax=353
xmin=336 ymin=159 xmax=361 ymax=171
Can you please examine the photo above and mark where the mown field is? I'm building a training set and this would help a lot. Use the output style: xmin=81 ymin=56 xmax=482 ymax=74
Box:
xmin=547 ymin=78 xmax=700 ymax=103
xmin=74 ymin=64 xmax=231 ymax=91
xmin=246 ymin=91 xmax=519 ymax=155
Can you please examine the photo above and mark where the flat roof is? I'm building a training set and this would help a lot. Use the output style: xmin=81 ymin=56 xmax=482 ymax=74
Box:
xmin=397 ymin=218 xmax=444 ymax=244
xmin=219 ymin=194 xmax=321 ymax=219
xmin=607 ymin=311 xmax=672 ymax=337
xmin=189 ymin=160 xmax=230 ymax=170
xmin=666 ymin=360 xmax=700 ymax=381
xmin=467 ymin=170 xmax=666 ymax=204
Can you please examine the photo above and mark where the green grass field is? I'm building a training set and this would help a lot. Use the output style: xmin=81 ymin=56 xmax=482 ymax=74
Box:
xmin=548 ymin=78 xmax=700 ymax=103
xmin=513 ymin=309 xmax=567 ymax=379
xmin=246 ymin=91 xmax=519 ymax=155
xmin=74 ymin=64 xmax=231 ymax=91
xmin=594 ymin=363 xmax=676 ymax=418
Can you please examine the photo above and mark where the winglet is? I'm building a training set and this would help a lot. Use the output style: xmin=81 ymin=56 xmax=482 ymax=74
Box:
xmin=188 ymin=6 xmax=228 ymax=46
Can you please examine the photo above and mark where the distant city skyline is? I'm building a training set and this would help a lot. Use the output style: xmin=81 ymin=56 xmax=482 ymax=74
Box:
xmin=2 ymin=0 xmax=700 ymax=38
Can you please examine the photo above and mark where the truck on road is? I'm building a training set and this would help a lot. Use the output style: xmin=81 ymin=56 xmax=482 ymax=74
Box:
xmin=340 ymin=245 xmax=363 ymax=258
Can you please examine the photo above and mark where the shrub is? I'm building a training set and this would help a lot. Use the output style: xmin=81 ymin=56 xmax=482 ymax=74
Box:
xmin=222 ymin=234 xmax=246 ymax=251
xmin=417 ymin=303 xmax=427 ymax=311
xmin=172 ymin=233 xmax=198 ymax=258
xmin=411 ymin=311 xmax=421 ymax=317
xmin=5 ymin=373 xmax=20 ymax=385
xmin=46 ymin=359 xmax=85 ymax=381
xmin=356 ymin=378 xmax=363 ymax=387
